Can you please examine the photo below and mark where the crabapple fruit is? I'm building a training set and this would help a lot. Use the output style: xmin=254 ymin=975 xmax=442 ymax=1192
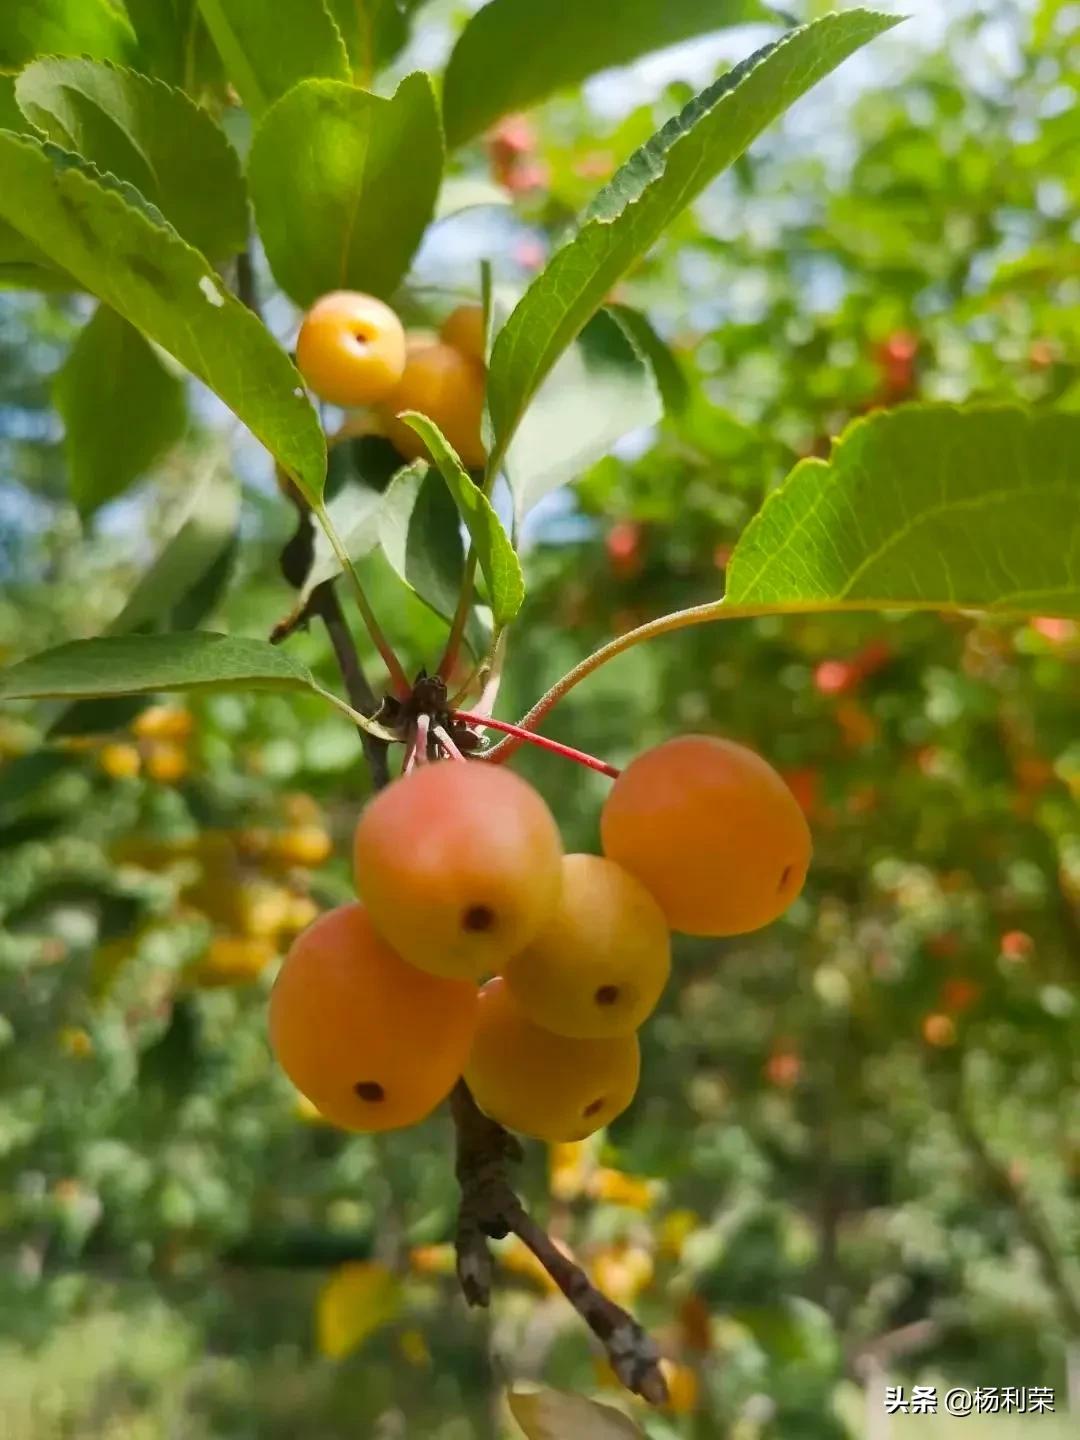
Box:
xmin=353 ymin=761 xmax=562 ymax=982
xmin=600 ymin=734 xmax=811 ymax=936
xmin=295 ymin=291 xmax=406 ymax=408
xmin=269 ymin=902 xmax=477 ymax=1132
xmin=504 ymin=854 xmax=670 ymax=1037
xmin=465 ymin=978 xmax=640 ymax=1143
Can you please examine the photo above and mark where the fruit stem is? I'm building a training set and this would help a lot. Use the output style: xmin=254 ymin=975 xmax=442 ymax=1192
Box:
xmin=437 ymin=552 xmax=478 ymax=681
xmin=433 ymin=723 xmax=467 ymax=762
xmin=413 ymin=713 xmax=431 ymax=765
xmin=314 ymin=502 xmax=411 ymax=698
xmin=453 ymin=710 xmax=620 ymax=779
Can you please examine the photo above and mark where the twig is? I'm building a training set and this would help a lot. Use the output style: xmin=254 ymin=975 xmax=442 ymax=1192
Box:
xmin=454 ymin=710 xmax=620 ymax=779
xmin=314 ymin=584 xmax=391 ymax=790
xmin=449 ymin=1080 xmax=668 ymax=1405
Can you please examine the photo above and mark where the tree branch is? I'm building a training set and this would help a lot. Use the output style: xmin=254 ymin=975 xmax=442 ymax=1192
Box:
xmin=449 ymin=1080 xmax=669 ymax=1405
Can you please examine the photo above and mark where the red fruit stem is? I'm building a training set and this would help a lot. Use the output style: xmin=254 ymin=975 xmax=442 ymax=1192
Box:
xmin=433 ymin=724 xmax=466 ymax=762
xmin=453 ymin=710 xmax=620 ymax=779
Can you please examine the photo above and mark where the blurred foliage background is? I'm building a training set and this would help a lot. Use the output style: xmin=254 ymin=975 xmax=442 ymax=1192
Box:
xmin=2 ymin=1 xmax=1080 ymax=1436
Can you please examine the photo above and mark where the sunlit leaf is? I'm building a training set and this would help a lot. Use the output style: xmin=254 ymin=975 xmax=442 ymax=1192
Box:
xmin=726 ymin=405 xmax=1080 ymax=616
xmin=16 ymin=57 xmax=248 ymax=258
xmin=442 ymin=0 xmax=777 ymax=147
xmin=486 ymin=12 xmax=899 ymax=466
xmin=508 ymin=1386 xmax=646 ymax=1440
xmin=195 ymin=0 xmax=349 ymax=114
xmin=0 ymin=132 xmax=326 ymax=502
xmin=249 ymin=73 xmax=442 ymax=307
xmin=317 ymin=1261 xmax=402 ymax=1360
xmin=399 ymin=413 xmax=524 ymax=626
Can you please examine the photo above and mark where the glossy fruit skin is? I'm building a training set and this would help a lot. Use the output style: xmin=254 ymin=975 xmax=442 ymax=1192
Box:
xmin=295 ymin=291 xmax=406 ymax=408
xmin=440 ymin=304 xmax=486 ymax=364
xmin=379 ymin=340 xmax=486 ymax=470
xmin=353 ymin=762 xmax=562 ymax=982
xmin=504 ymin=853 xmax=670 ymax=1038
xmin=466 ymin=978 xmax=640 ymax=1143
xmin=601 ymin=735 xmax=812 ymax=936
xmin=269 ymin=902 xmax=477 ymax=1132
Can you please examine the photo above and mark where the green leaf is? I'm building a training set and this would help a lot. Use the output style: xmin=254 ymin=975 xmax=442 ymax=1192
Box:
xmin=300 ymin=481 xmax=384 ymax=603
xmin=379 ymin=460 xmax=466 ymax=627
xmin=442 ymin=0 xmax=776 ymax=148
xmin=0 ymin=131 xmax=326 ymax=502
xmin=725 ymin=405 xmax=1080 ymax=616
xmin=0 ymin=633 xmax=322 ymax=703
xmin=54 ymin=304 xmax=188 ymax=516
xmin=506 ymin=307 xmax=662 ymax=516
xmin=507 ymin=1387 xmax=645 ymax=1440
xmin=325 ymin=0 xmax=431 ymax=78
xmin=48 ymin=465 xmax=241 ymax=735
xmin=109 ymin=463 xmax=241 ymax=634
xmin=249 ymin=74 xmax=443 ymax=308
xmin=606 ymin=303 xmax=690 ymax=415
xmin=399 ymin=413 xmax=524 ymax=626
xmin=486 ymin=12 xmax=899 ymax=466
xmin=0 ymin=0 xmax=136 ymax=70
xmin=16 ymin=57 xmax=248 ymax=258
xmin=122 ymin=0 xmax=199 ymax=86
xmin=195 ymin=0 xmax=349 ymax=115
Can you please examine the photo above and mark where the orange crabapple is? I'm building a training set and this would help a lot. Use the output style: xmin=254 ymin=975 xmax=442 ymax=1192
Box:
xmin=353 ymin=760 xmax=563 ymax=982
xmin=295 ymin=291 xmax=406 ymax=408
xmin=504 ymin=853 xmax=670 ymax=1038
xmin=379 ymin=339 xmax=486 ymax=469
xmin=465 ymin=978 xmax=640 ymax=1144
xmin=600 ymin=734 xmax=812 ymax=936
xmin=269 ymin=902 xmax=477 ymax=1132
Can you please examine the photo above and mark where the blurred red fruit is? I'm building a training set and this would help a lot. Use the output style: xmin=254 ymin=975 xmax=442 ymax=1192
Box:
xmin=942 ymin=978 xmax=982 ymax=1013
xmin=766 ymin=1049 xmax=802 ymax=1088
xmin=875 ymin=330 xmax=919 ymax=399
xmin=1000 ymin=930 xmax=1034 ymax=962
xmin=607 ymin=520 xmax=645 ymax=580
xmin=1031 ymin=616 xmax=1075 ymax=643
xmin=815 ymin=659 xmax=859 ymax=696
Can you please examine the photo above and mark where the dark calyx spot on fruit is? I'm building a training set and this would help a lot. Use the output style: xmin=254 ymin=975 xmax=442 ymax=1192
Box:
xmin=582 ymin=1096 xmax=605 ymax=1118
xmin=594 ymin=984 xmax=620 ymax=1007
xmin=462 ymin=904 xmax=495 ymax=933
xmin=354 ymin=1080 xmax=385 ymax=1103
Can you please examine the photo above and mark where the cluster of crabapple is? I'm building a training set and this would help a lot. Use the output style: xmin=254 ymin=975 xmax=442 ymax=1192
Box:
xmin=295 ymin=289 xmax=486 ymax=468
xmin=269 ymin=735 xmax=812 ymax=1144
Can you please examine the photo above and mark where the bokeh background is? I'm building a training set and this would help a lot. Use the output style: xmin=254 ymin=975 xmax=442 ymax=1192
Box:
xmin=2 ymin=1 xmax=1079 ymax=1436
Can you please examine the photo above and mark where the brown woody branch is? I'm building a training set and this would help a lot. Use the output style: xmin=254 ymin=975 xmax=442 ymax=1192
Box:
xmin=450 ymin=1079 xmax=669 ymax=1405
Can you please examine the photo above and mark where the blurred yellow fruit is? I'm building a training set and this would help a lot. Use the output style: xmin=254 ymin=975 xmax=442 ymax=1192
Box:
xmin=283 ymin=895 xmax=320 ymax=934
xmin=658 ymin=1209 xmax=700 ymax=1260
xmin=145 ymin=741 xmax=189 ymax=784
xmin=409 ymin=1243 xmax=456 ymax=1276
xmin=549 ymin=1141 xmax=592 ymax=1201
xmin=661 ymin=1360 xmax=700 ymax=1415
xmin=589 ymin=1240 xmax=654 ymax=1305
xmin=922 ymin=1012 xmax=957 ymax=1048
xmin=185 ymin=935 xmax=276 ymax=988
xmin=57 ymin=1026 xmax=93 ymax=1059
xmin=282 ymin=792 xmax=323 ymax=825
xmin=270 ymin=826 xmax=333 ymax=867
xmin=99 ymin=743 xmax=141 ymax=779
xmin=236 ymin=883 xmax=293 ymax=939
xmin=132 ymin=705 xmax=194 ymax=742
xmin=588 ymin=1167 xmax=657 ymax=1212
